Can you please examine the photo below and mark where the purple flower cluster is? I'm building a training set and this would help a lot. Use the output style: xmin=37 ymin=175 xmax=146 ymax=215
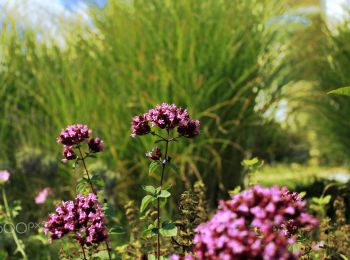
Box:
xmin=190 ymin=185 xmax=318 ymax=260
xmin=57 ymin=124 xmax=92 ymax=146
xmin=131 ymin=103 xmax=200 ymax=138
xmin=57 ymin=124 xmax=104 ymax=162
xmin=87 ymin=137 xmax=104 ymax=153
xmin=145 ymin=147 xmax=162 ymax=161
xmin=44 ymin=193 xmax=108 ymax=246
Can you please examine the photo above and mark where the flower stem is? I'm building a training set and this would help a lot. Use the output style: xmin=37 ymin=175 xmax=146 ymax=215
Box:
xmin=77 ymin=147 xmax=96 ymax=194
xmin=81 ymin=245 xmax=87 ymax=260
xmin=2 ymin=187 xmax=27 ymax=260
xmin=157 ymin=131 xmax=170 ymax=260
xmin=77 ymin=147 xmax=112 ymax=260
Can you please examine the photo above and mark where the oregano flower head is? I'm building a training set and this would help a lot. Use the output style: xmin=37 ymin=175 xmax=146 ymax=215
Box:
xmin=44 ymin=193 xmax=108 ymax=246
xmin=57 ymin=124 xmax=92 ymax=146
xmin=131 ymin=103 xmax=200 ymax=138
xmin=191 ymin=185 xmax=318 ymax=259
xmin=57 ymin=124 xmax=104 ymax=162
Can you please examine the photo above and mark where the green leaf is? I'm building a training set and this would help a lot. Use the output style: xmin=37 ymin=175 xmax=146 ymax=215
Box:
xmin=168 ymin=163 xmax=178 ymax=173
xmin=151 ymin=197 xmax=168 ymax=208
xmin=229 ymin=186 xmax=241 ymax=196
xmin=322 ymin=195 xmax=332 ymax=204
xmin=242 ymin=157 xmax=259 ymax=166
xmin=102 ymin=203 xmax=115 ymax=216
xmin=72 ymin=159 xmax=79 ymax=169
xmin=149 ymin=161 xmax=162 ymax=175
xmin=140 ymin=195 xmax=156 ymax=213
xmin=159 ymin=197 xmax=167 ymax=208
xmin=328 ymin=86 xmax=350 ymax=97
xmin=299 ymin=191 xmax=307 ymax=199
xmin=92 ymin=250 xmax=110 ymax=259
xmin=109 ymin=226 xmax=126 ymax=235
xmin=158 ymin=189 xmax=171 ymax=198
xmin=162 ymin=184 xmax=173 ymax=191
xmin=76 ymin=178 xmax=89 ymax=194
xmin=339 ymin=254 xmax=349 ymax=260
xmin=90 ymin=175 xmax=105 ymax=187
xmin=87 ymin=153 xmax=97 ymax=158
xmin=147 ymin=254 xmax=156 ymax=260
xmin=142 ymin=224 xmax=158 ymax=238
xmin=159 ymin=220 xmax=177 ymax=237
xmin=142 ymin=185 xmax=156 ymax=194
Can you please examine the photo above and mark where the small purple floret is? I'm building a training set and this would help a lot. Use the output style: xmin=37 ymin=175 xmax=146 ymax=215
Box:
xmin=88 ymin=137 xmax=104 ymax=153
xmin=145 ymin=147 xmax=162 ymax=160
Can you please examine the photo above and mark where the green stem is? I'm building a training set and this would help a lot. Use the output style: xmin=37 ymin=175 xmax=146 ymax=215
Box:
xmin=157 ymin=131 xmax=170 ymax=260
xmin=77 ymin=147 xmax=96 ymax=194
xmin=81 ymin=245 xmax=87 ymax=260
xmin=77 ymin=147 xmax=112 ymax=260
xmin=2 ymin=187 xmax=27 ymax=260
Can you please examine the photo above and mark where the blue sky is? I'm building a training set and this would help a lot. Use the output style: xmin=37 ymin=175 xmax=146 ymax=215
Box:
xmin=60 ymin=0 xmax=107 ymax=10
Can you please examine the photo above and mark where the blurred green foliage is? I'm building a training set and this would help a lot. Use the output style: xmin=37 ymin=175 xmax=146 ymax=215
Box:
xmin=1 ymin=0 xmax=350 ymax=258
xmin=0 ymin=0 xmax=292 ymax=204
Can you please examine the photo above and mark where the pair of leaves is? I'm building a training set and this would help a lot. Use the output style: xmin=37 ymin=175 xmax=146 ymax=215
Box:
xmin=142 ymin=220 xmax=177 ymax=238
xmin=140 ymin=186 xmax=171 ymax=213
xmin=142 ymin=185 xmax=171 ymax=198
xmin=311 ymin=195 xmax=331 ymax=206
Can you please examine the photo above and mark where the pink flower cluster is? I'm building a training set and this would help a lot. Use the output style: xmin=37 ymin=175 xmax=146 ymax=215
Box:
xmin=44 ymin=193 xmax=108 ymax=246
xmin=131 ymin=103 xmax=200 ymax=138
xmin=189 ymin=185 xmax=318 ymax=260
xmin=57 ymin=124 xmax=104 ymax=162
xmin=57 ymin=124 xmax=91 ymax=146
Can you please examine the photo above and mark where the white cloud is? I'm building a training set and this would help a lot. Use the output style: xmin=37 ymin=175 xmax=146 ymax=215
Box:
xmin=0 ymin=0 xmax=92 ymax=46
xmin=324 ymin=0 xmax=349 ymax=23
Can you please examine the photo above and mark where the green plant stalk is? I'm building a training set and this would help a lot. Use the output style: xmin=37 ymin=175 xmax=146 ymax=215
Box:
xmin=78 ymin=147 xmax=96 ymax=195
xmin=77 ymin=147 xmax=112 ymax=260
xmin=157 ymin=131 xmax=170 ymax=260
xmin=2 ymin=187 xmax=27 ymax=260
xmin=81 ymin=245 xmax=87 ymax=260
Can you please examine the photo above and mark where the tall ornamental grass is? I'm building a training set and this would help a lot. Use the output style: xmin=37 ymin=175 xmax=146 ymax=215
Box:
xmin=0 ymin=0 xmax=289 ymax=204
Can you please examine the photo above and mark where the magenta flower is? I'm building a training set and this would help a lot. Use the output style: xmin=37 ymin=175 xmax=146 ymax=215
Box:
xmin=146 ymin=103 xmax=189 ymax=129
xmin=35 ymin=188 xmax=52 ymax=204
xmin=88 ymin=137 xmax=104 ymax=153
xmin=131 ymin=115 xmax=151 ymax=137
xmin=131 ymin=103 xmax=200 ymax=138
xmin=192 ymin=185 xmax=318 ymax=259
xmin=44 ymin=193 xmax=108 ymax=246
xmin=178 ymin=119 xmax=200 ymax=138
xmin=170 ymin=254 xmax=195 ymax=260
xmin=145 ymin=147 xmax=162 ymax=161
xmin=0 ymin=170 xmax=10 ymax=183
xmin=57 ymin=124 xmax=92 ymax=146
xmin=62 ymin=146 xmax=77 ymax=163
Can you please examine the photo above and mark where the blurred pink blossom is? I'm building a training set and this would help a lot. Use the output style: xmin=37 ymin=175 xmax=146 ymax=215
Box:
xmin=0 ymin=170 xmax=10 ymax=182
xmin=35 ymin=188 xmax=52 ymax=204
